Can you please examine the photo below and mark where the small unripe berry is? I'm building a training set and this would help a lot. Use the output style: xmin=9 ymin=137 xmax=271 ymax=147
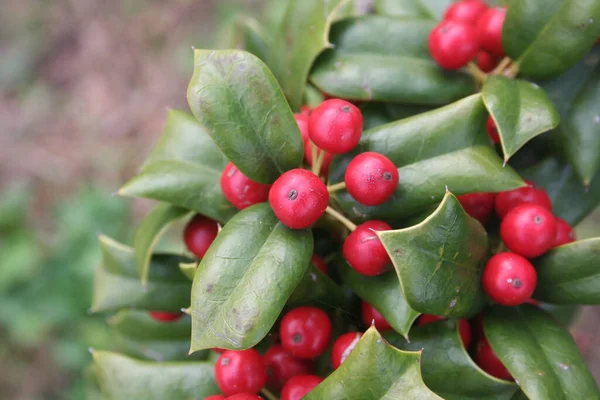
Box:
xmin=345 ymin=152 xmax=399 ymax=206
xmin=308 ymin=99 xmax=363 ymax=154
xmin=343 ymin=220 xmax=392 ymax=276
xmin=215 ymin=349 xmax=267 ymax=396
xmin=221 ymin=163 xmax=272 ymax=210
xmin=183 ymin=214 xmax=219 ymax=259
xmin=331 ymin=332 xmax=362 ymax=369
xmin=495 ymin=181 xmax=552 ymax=219
xmin=280 ymin=375 xmax=323 ymax=400
xmin=482 ymin=252 xmax=537 ymax=306
xmin=476 ymin=8 xmax=506 ymax=58
xmin=428 ymin=20 xmax=480 ymax=70
xmin=500 ymin=204 xmax=557 ymax=258
xmin=280 ymin=306 xmax=332 ymax=359
xmin=361 ymin=301 xmax=392 ymax=331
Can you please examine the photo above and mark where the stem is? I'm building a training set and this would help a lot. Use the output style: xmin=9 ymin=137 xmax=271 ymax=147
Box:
xmin=327 ymin=181 xmax=347 ymax=193
xmin=310 ymin=142 xmax=319 ymax=175
xmin=505 ymin=62 xmax=520 ymax=78
xmin=467 ymin=62 xmax=487 ymax=84
xmin=261 ymin=388 xmax=279 ymax=400
xmin=325 ymin=206 xmax=357 ymax=231
xmin=491 ymin=56 xmax=511 ymax=75
xmin=313 ymin=149 xmax=326 ymax=176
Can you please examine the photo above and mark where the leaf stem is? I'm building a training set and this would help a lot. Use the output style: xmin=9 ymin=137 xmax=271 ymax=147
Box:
xmin=313 ymin=149 xmax=326 ymax=177
xmin=261 ymin=388 xmax=279 ymax=400
xmin=466 ymin=62 xmax=487 ymax=84
xmin=491 ymin=56 xmax=511 ymax=76
xmin=327 ymin=181 xmax=347 ymax=193
xmin=325 ymin=206 xmax=357 ymax=231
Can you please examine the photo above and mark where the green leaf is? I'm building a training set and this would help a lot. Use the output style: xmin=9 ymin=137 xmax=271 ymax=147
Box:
xmin=230 ymin=16 xmax=271 ymax=62
xmin=287 ymin=264 xmax=345 ymax=309
xmin=303 ymin=84 xmax=325 ymax=108
xmin=304 ymin=327 xmax=442 ymax=400
xmin=133 ymin=203 xmax=188 ymax=285
xmin=93 ymin=350 xmax=219 ymax=399
xmin=190 ymin=203 xmax=313 ymax=351
xmin=378 ymin=192 xmax=488 ymax=318
xmin=119 ymin=110 xmax=235 ymax=222
xmin=268 ymin=0 xmax=351 ymax=111
xmin=482 ymin=76 xmax=560 ymax=162
xmin=374 ymin=0 xmax=452 ymax=20
xmin=533 ymin=238 xmax=600 ymax=304
xmin=387 ymin=321 xmax=518 ymax=400
xmin=179 ymin=262 xmax=197 ymax=281
xmin=187 ymin=49 xmax=303 ymax=183
xmin=310 ymin=16 xmax=475 ymax=105
xmin=91 ymin=236 xmax=191 ymax=313
xmin=485 ymin=305 xmax=600 ymax=400
xmin=503 ymin=0 xmax=600 ymax=79
xmin=360 ymin=102 xmax=434 ymax=130
xmin=338 ymin=259 xmax=419 ymax=339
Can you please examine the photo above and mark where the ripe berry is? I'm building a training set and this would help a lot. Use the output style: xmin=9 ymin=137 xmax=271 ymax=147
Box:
xmin=280 ymin=375 xmax=323 ymax=400
xmin=226 ymin=394 xmax=262 ymax=400
xmin=428 ymin=20 xmax=480 ymax=70
xmin=331 ymin=332 xmax=362 ymax=369
xmin=204 ymin=395 xmax=225 ymax=400
xmin=300 ymin=105 xmax=312 ymax=117
xmin=280 ymin=307 xmax=332 ymax=359
xmin=486 ymin=116 xmax=500 ymax=144
xmin=443 ymin=0 xmax=488 ymax=25
xmin=263 ymin=344 xmax=313 ymax=390
xmin=311 ymin=254 xmax=328 ymax=275
xmin=215 ymin=349 xmax=267 ymax=396
xmin=495 ymin=181 xmax=552 ymax=219
xmin=476 ymin=8 xmax=506 ymax=57
xmin=500 ymin=204 xmax=557 ymax=258
xmin=475 ymin=338 xmax=512 ymax=380
xmin=418 ymin=314 xmax=445 ymax=325
xmin=457 ymin=192 xmax=496 ymax=225
xmin=343 ymin=220 xmax=392 ymax=276
xmin=295 ymin=114 xmax=310 ymax=143
xmin=148 ymin=311 xmax=182 ymax=323
xmin=476 ymin=50 xmax=497 ymax=72
xmin=308 ymin=99 xmax=363 ymax=154
xmin=268 ymin=169 xmax=329 ymax=229
xmin=361 ymin=301 xmax=392 ymax=331
xmin=183 ymin=214 xmax=219 ymax=259
xmin=417 ymin=315 xmax=472 ymax=348
xmin=304 ymin=141 xmax=334 ymax=177
xmin=482 ymin=252 xmax=537 ymax=306
xmin=554 ymin=218 xmax=575 ymax=247
xmin=221 ymin=163 xmax=272 ymax=210
xmin=345 ymin=152 xmax=399 ymax=206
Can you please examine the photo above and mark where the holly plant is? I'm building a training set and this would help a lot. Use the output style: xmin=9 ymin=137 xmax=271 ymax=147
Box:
xmin=88 ymin=1 xmax=600 ymax=399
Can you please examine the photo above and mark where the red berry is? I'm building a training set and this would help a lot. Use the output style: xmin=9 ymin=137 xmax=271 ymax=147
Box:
xmin=418 ymin=315 xmax=471 ymax=347
xmin=213 ymin=348 xmax=226 ymax=353
xmin=501 ymin=204 xmax=557 ymax=258
xmin=476 ymin=50 xmax=498 ymax=72
xmin=311 ymin=254 xmax=328 ymax=275
xmin=495 ymin=181 xmax=552 ymax=219
xmin=295 ymin=114 xmax=310 ymax=143
xmin=486 ymin=116 xmax=500 ymax=144
xmin=554 ymin=218 xmax=575 ymax=247
xmin=457 ymin=192 xmax=496 ymax=225
xmin=475 ymin=338 xmax=512 ymax=380
xmin=304 ymin=141 xmax=334 ymax=177
xmin=300 ymin=105 xmax=312 ymax=117
xmin=215 ymin=349 xmax=267 ymax=396
xmin=482 ymin=252 xmax=537 ymax=306
xmin=225 ymin=394 xmax=262 ymax=400
xmin=443 ymin=0 xmax=488 ymax=25
xmin=280 ymin=375 xmax=323 ymax=400
xmin=418 ymin=314 xmax=445 ymax=325
xmin=428 ymin=20 xmax=479 ymax=70
xmin=280 ymin=307 xmax=332 ymax=359
xmin=204 ymin=395 xmax=226 ymax=400
xmin=183 ymin=214 xmax=219 ymax=259
xmin=361 ymin=301 xmax=392 ymax=331
xmin=343 ymin=220 xmax=392 ymax=276
xmin=308 ymin=99 xmax=363 ymax=154
xmin=476 ymin=8 xmax=506 ymax=58
xmin=263 ymin=344 xmax=313 ymax=391
xmin=148 ymin=311 xmax=182 ymax=323
xmin=221 ymin=163 xmax=272 ymax=210
xmin=331 ymin=332 xmax=362 ymax=369
xmin=344 ymin=152 xmax=399 ymax=206
xmin=268 ymin=169 xmax=329 ymax=229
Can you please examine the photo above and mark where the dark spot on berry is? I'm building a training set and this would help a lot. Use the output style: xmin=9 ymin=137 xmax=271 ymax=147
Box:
xmin=341 ymin=105 xmax=351 ymax=112
xmin=221 ymin=357 xmax=230 ymax=366
xmin=513 ymin=278 xmax=521 ymax=288
xmin=383 ymin=171 xmax=392 ymax=181
xmin=288 ymin=189 xmax=298 ymax=201
xmin=292 ymin=333 xmax=302 ymax=343
xmin=534 ymin=215 xmax=542 ymax=224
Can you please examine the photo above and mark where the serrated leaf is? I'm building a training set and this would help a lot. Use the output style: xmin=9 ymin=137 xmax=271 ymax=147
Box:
xmin=533 ymin=238 xmax=600 ymax=304
xmin=378 ymin=192 xmax=488 ymax=318
xmin=304 ymin=327 xmax=442 ymax=400
xmin=374 ymin=0 xmax=452 ymax=20
xmin=310 ymin=16 xmax=475 ymax=105
xmin=93 ymin=350 xmax=219 ymax=399
xmin=133 ymin=203 xmax=188 ymax=285
xmin=187 ymin=49 xmax=303 ymax=183
xmin=482 ymin=76 xmax=560 ymax=161
xmin=503 ymin=0 xmax=600 ymax=79
xmin=338 ymin=259 xmax=419 ymax=339
xmin=91 ymin=236 xmax=191 ymax=313
xmin=179 ymin=262 xmax=196 ymax=281
xmin=268 ymin=0 xmax=351 ymax=111
xmin=287 ymin=264 xmax=345 ymax=309
xmin=190 ymin=203 xmax=313 ymax=351
xmin=485 ymin=305 xmax=600 ymax=400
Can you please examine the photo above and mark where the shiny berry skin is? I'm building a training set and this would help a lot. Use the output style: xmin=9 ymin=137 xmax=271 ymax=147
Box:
xmin=263 ymin=344 xmax=313 ymax=391
xmin=443 ymin=0 xmax=488 ymax=25
xmin=311 ymin=254 xmax=328 ymax=275
xmin=280 ymin=375 xmax=323 ymax=400
xmin=361 ymin=301 xmax=392 ymax=331
xmin=280 ymin=307 xmax=332 ymax=359
xmin=225 ymin=394 xmax=262 ymax=400
xmin=495 ymin=181 xmax=552 ymax=219
xmin=295 ymin=114 xmax=310 ymax=143
xmin=300 ymin=105 xmax=312 ymax=117
xmin=345 ymin=152 xmax=399 ymax=206
xmin=458 ymin=192 xmax=496 ymax=225
xmin=215 ymin=349 xmax=267 ymax=396
xmin=476 ymin=50 xmax=497 ymax=72
xmin=204 ymin=395 xmax=226 ymax=400
xmin=221 ymin=163 xmax=272 ymax=210
xmin=554 ymin=218 xmax=575 ymax=247
xmin=331 ymin=332 xmax=362 ymax=369
xmin=428 ymin=20 xmax=480 ymax=70
xmin=475 ymin=338 xmax=512 ymax=380
xmin=183 ymin=214 xmax=219 ymax=259
xmin=482 ymin=252 xmax=537 ymax=306
xmin=343 ymin=220 xmax=392 ymax=276
xmin=268 ymin=169 xmax=329 ymax=229
xmin=148 ymin=311 xmax=182 ymax=323
xmin=308 ymin=99 xmax=363 ymax=154
xmin=486 ymin=116 xmax=500 ymax=144
xmin=304 ymin=141 xmax=334 ymax=177
xmin=476 ymin=8 xmax=506 ymax=57
xmin=417 ymin=315 xmax=472 ymax=348
xmin=501 ymin=204 xmax=557 ymax=258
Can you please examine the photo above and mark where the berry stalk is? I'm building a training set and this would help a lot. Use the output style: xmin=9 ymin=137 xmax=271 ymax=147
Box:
xmin=327 ymin=181 xmax=346 ymax=193
xmin=324 ymin=206 xmax=357 ymax=231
